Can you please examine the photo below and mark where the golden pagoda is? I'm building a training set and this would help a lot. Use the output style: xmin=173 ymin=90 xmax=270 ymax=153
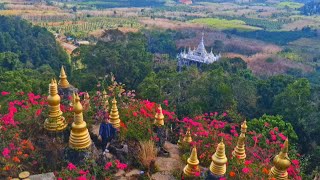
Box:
xmin=269 ymin=139 xmax=291 ymax=180
xmin=177 ymin=129 xmax=184 ymax=146
xmin=83 ymin=92 xmax=90 ymax=111
xmin=102 ymin=89 xmax=109 ymax=110
xmin=209 ymin=139 xmax=228 ymax=177
xmin=109 ymin=97 xmax=121 ymax=128
xmin=232 ymin=121 xmax=247 ymax=161
xmin=183 ymin=128 xmax=192 ymax=143
xmin=183 ymin=147 xmax=200 ymax=177
xmin=70 ymin=93 xmax=76 ymax=107
xmin=154 ymin=105 xmax=164 ymax=126
xmin=44 ymin=79 xmax=68 ymax=132
xmin=58 ymin=66 xmax=70 ymax=88
xmin=69 ymin=93 xmax=91 ymax=150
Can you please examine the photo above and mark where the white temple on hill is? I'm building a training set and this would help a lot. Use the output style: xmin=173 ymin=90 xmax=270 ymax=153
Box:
xmin=177 ymin=33 xmax=221 ymax=70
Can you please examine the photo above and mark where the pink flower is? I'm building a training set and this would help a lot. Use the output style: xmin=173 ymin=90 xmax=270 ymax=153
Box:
xmin=163 ymin=100 xmax=168 ymax=106
xmin=2 ymin=148 xmax=10 ymax=158
xmin=271 ymin=135 xmax=277 ymax=141
xmin=1 ymin=91 xmax=10 ymax=96
xmin=132 ymin=112 xmax=138 ymax=117
xmin=35 ymin=109 xmax=42 ymax=116
xmin=222 ymin=112 xmax=227 ymax=117
xmin=104 ymin=162 xmax=113 ymax=170
xmin=278 ymin=133 xmax=287 ymax=141
xmin=79 ymin=170 xmax=89 ymax=175
xmin=242 ymin=167 xmax=250 ymax=174
xmin=57 ymin=178 xmax=63 ymax=180
xmin=77 ymin=176 xmax=87 ymax=180
xmin=194 ymin=171 xmax=200 ymax=177
xmin=67 ymin=162 xmax=77 ymax=171
xmin=244 ymin=160 xmax=252 ymax=166
xmin=292 ymin=159 xmax=299 ymax=166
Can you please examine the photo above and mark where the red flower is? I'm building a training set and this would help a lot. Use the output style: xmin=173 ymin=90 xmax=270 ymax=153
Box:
xmin=1 ymin=91 xmax=10 ymax=96
xmin=163 ymin=100 xmax=168 ymax=106
xmin=67 ymin=162 xmax=77 ymax=171
xmin=2 ymin=148 xmax=10 ymax=158
xmin=242 ymin=167 xmax=250 ymax=174
xmin=244 ymin=160 xmax=252 ymax=166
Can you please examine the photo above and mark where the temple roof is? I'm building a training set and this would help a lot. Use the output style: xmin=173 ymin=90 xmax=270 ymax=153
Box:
xmin=177 ymin=33 xmax=221 ymax=64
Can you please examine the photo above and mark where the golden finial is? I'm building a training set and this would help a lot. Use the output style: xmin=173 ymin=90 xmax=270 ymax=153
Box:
xmin=70 ymin=92 xmax=76 ymax=107
xmin=209 ymin=139 xmax=228 ymax=176
xmin=44 ymin=78 xmax=67 ymax=132
xmin=109 ymin=97 xmax=121 ymax=128
xmin=58 ymin=66 xmax=70 ymax=88
xmin=269 ymin=139 xmax=291 ymax=180
xmin=232 ymin=121 xmax=247 ymax=161
xmin=183 ymin=127 xmax=192 ymax=143
xmin=154 ymin=105 xmax=164 ymax=126
xmin=183 ymin=147 xmax=200 ymax=177
xmin=83 ymin=92 xmax=91 ymax=111
xmin=69 ymin=93 xmax=91 ymax=150
xmin=177 ymin=129 xmax=184 ymax=146
xmin=102 ymin=89 xmax=108 ymax=99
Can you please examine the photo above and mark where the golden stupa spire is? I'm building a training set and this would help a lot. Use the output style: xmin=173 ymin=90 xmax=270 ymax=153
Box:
xmin=58 ymin=66 xmax=70 ymax=88
xmin=177 ymin=129 xmax=184 ymax=146
xmin=109 ymin=97 xmax=121 ymax=128
xmin=269 ymin=139 xmax=291 ymax=180
xmin=154 ymin=104 xmax=164 ymax=126
xmin=232 ymin=120 xmax=247 ymax=161
xmin=83 ymin=92 xmax=91 ymax=111
xmin=183 ymin=127 xmax=192 ymax=143
xmin=44 ymin=78 xmax=68 ymax=132
xmin=69 ymin=93 xmax=91 ymax=149
xmin=209 ymin=139 xmax=228 ymax=176
xmin=183 ymin=147 xmax=200 ymax=177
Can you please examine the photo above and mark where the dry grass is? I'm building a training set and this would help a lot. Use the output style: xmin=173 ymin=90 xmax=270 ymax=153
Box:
xmin=138 ymin=140 xmax=157 ymax=169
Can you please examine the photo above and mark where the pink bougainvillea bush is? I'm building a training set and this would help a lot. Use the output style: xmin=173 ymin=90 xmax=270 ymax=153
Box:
xmin=0 ymin=80 xmax=302 ymax=180
xmin=178 ymin=112 xmax=302 ymax=179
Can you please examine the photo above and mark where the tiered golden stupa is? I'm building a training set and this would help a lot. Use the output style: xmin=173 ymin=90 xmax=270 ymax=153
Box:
xmin=109 ymin=97 xmax=121 ymax=128
xmin=232 ymin=121 xmax=247 ymax=161
xmin=183 ymin=127 xmax=192 ymax=143
xmin=177 ymin=129 xmax=184 ymax=146
xmin=102 ymin=89 xmax=109 ymax=110
xmin=58 ymin=66 xmax=70 ymax=89
xmin=183 ymin=147 xmax=200 ymax=177
xmin=269 ymin=139 xmax=291 ymax=180
xmin=83 ymin=92 xmax=90 ymax=111
xmin=154 ymin=105 xmax=164 ymax=126
xmin=70 ymin=93 xmax=76 ymax=107
xmin=69 ymin=93 xmax=91 ymax=150
xmin=44 ymin=79 xmax=68 ymax=132
xmin=209 ymin=139 xmax=228 ymax=177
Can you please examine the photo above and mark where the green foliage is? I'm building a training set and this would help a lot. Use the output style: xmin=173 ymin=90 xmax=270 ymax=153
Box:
xmin=144 ymin=29 xmax=177 ymax=57
xmin=300 ymin=1 xmax=320 ymax=16
xmin=0 ymin=16 xmax=69 ymax=72
xmin=248 ymin=114 xmax=298 ymax=143
xmin=257 ymin=75 xmax=294 ymax=114
xmin=225 ymin=29 xmax=317 ymax=45
xmin=0 ymin=52 xmax=23 ymax=70
xmin=0 ymin=66 xmax=55 ymax=94
xmin=189 ymin=18 xmax=261 ymax=31
xmin=72 ymin=31 xmax=153 ymax=90
xmin=273 ymin=78 xmax=312 ymax=125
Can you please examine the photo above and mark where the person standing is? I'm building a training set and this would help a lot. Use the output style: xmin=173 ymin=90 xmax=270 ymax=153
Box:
xmin=98 ymin=115 xmax=116 ymax=153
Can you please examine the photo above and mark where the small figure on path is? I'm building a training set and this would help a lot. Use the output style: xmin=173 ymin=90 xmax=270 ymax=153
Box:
xmin=98 ymin=114 xmax=116 ymax=153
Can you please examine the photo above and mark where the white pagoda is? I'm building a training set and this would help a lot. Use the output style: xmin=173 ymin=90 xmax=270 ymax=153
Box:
xmin=177 ymin=33 xmax=221 ymax=71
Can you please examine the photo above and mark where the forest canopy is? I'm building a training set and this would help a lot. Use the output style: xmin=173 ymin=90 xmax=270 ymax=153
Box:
xmin=0 ymin=16 xmax=69 ymax=72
